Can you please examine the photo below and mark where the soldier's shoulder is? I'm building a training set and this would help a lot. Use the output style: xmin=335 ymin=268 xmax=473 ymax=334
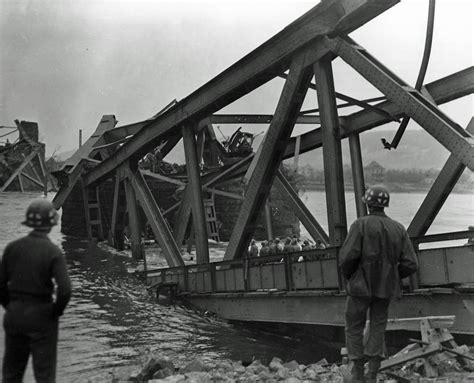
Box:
xmin=385 ymin=216 xmax=407 ymax=231
xmin=6 ymin=235 xmax=30 ymax=248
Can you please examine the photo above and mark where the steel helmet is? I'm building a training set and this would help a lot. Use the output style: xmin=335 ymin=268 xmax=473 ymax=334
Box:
xmin=22 ymin=199 xmax=59 ymax=229
xmin=362 ymin=184 xmax=390 ymax=208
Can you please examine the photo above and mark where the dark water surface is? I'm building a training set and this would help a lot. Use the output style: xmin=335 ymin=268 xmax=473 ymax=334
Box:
xmin=0 ymin=193 xmax=335 ymax=382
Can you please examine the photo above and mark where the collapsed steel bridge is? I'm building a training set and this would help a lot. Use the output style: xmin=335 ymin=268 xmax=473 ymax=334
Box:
xmin=53 ymin=0 xmax=474 ymax=333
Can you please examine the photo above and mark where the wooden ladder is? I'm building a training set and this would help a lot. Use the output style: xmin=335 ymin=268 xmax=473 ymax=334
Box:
xmin=82 ymin=183 xmax=104 ymax=241
xmin=204 ymin=197 xmax=220 ymax=242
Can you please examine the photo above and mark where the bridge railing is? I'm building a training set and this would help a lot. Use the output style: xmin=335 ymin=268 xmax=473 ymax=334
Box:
xmin=412 ymin=230 xmax=474 ymax=287
xmin=146 ymin=247 xmax=341 ymax=294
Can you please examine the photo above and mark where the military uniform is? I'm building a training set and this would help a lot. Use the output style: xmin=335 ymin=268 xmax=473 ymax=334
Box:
xmin=0 ymin=200 xmax=71 ymax=383
xmin=339 ymin=186 xmax=418 ymax=382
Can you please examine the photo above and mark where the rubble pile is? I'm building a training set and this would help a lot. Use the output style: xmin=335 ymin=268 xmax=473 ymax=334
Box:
xmin=378 ymin=341 xmax=474 ymax=383
xmin=85 ymin=356 xmax=353 ymax=382
xmin=84 ymin=343 xmax=474 ymax=383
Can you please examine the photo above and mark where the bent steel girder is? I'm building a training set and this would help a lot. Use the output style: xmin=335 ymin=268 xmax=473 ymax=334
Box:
xmin=53 ymin=115 xmax=117 ymax=209
xmin=274 ymin=170 xmax=329 ymax=244
xmin=182 ymin=121 xmax=209 ymax=264
xmin=314 ymin=57 xmax=347 ymax=249
xmin=224 ymin=56 xmax=314 ymax=261
xmin=385 ymin=0 xmax=436 ymax=149
xmin=409 ymin=118 xmax=474 ymax=238
xmin=283 ymin=67 xmax=474 ymax=160
xmin=325 ymin=36 xmax=474 ymax=170
xmin=83 ymin=0 xmax=398 ymax=188
xmin=126 ymin=165 xmax=184 ymax=267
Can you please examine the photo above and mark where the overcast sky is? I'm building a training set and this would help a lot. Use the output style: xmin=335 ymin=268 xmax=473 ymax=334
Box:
xmin=1 ymin=0 xmax=472 ymax=156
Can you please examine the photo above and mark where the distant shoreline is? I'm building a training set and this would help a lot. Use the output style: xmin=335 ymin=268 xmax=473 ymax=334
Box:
xmin=299 ymin=183 xmax=473 ymax=194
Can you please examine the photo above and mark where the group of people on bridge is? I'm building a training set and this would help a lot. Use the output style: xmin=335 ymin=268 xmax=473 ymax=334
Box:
xmin=248 ymin=236 xmax=326 ymax=258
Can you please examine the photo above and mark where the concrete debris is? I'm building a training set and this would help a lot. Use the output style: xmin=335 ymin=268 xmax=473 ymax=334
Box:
xmin=101 ymin=342 xmax=474 ymax=383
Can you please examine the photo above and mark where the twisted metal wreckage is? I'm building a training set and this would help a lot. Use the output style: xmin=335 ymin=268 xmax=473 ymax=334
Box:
xmin=0 ymin=120 xmax=48 ymax=193
xmin=51 ymin=0 xmax=474 ymax=334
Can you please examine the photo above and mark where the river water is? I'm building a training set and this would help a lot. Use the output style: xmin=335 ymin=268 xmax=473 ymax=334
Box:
xmin=0 ymin=191 xmax=472 ymax=381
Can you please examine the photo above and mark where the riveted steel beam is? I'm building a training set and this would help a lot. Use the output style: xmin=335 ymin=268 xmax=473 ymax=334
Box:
xmin=53 ymin=115 xmax=117 ymax=208
xmin=123 ymin=176 xmax=144 ymax=260
xmin=83 ymin=0 xmax=398 ymax=187
xmin=314 ymin=57 xmax=347 ymax=247
xmin=325 ymin=36 xmax=474 ymax=170
xmin=206 ymin=114 xmax=321 ymax=126
xmin=348 ymin=133 xmax=367 ymax=218
xmin=1 ymin=147 xmax=41 ymax=192
xmin=409 ymin=118 xmax=474 ymax=238
xmin=127 ymin=166 xmax=184 ymax=267
xmin=283 ymin=67 xmax=474 ymax=159
xmin=172 ymin=185 xmax=193 ymax=249
xmin=275 ymin=170 xmax=329 ymax=243
xmin=107 ymin=176 xmax=121 ymax=247
xmin=224 ymin=57 xmax=314 ymax=261
xmin=182 ymin=122 xmax=210 ymax=264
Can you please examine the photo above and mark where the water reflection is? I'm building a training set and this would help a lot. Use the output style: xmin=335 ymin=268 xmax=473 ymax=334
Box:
xmin=55 ymin=236 xmax=330 ymax=380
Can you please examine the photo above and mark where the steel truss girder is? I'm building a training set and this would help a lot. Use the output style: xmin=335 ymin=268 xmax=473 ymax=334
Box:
xmin=325 ymin=36 xmax=474 ymax=171
xmin=126 ymin=166 xmax=184 ymax=267
xmin=283 ymin=67 xmax=474 ymax=159
xmin=0 ymin=147 xmax=41 ymax=192
xmin=207 ymin=114 xmax=321 ymax=126
xmin=53 ymin=115 xmax=117 ymax=209
xmin=409 ymin=118 xmax=474 ymax=238
xmin=182 ymin=122 xmax=210 ymax=264
xmin=163 ymin=155 xmax=253 ymax=218
xmin=274 ymin=170 xmax=329 ymax=243
xmin=348 ymin=133 xmax=367 ymax=218
xmin=83 ymin=0 xmax=398 ymax=187
xmin=123 ymin=177 xmax=143 ymax=260
xmin=224 ymin=57 xmax=314 ymax=261
xmin=314 ymin=57 xmax=347 ymax=248
xmin=107 ymin=176 xmax=121 ymax=247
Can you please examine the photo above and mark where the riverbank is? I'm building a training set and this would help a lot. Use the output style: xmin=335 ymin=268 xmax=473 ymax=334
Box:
xmin=299 ymin=182 xmax=473 ymax=194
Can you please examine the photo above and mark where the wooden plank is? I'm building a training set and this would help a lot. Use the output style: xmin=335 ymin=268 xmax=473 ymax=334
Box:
xmin=379 ymin=343 xmax=443 ymax=371
xmin=83 ymin=0 xmax=398 ymax=187
xmin=224 ymin=56 xmax=314 ymax=261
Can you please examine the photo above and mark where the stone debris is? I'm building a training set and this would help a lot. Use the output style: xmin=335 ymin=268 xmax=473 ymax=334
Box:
xmin=91 ymin=343 xmax=474 ymax=383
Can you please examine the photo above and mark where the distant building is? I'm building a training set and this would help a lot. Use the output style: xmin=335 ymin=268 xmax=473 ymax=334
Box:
xmin=365 ymin=160 xmax=385 ymax=183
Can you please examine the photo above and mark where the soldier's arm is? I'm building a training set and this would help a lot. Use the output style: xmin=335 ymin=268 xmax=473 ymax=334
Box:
xmin=398 ymin=232 xmax=418 ymax=279
xmin=52 ymin=252 xmax=72 ymax=317
xmin=0 ymin=246 xmax=10 ymax=308
xmin=339 ymin=222 xmax=362 ymax=279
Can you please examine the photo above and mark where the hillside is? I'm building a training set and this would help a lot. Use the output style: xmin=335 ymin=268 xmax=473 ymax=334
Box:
xmin=291 ymin=129 xmax=453 ymax=170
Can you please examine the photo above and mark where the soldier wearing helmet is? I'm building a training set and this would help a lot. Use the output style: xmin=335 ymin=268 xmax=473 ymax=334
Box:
xmin=0 ymin=198 xmax=72 ymax=382
xmin=339 ymin=185 xmax=417 ymax=383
